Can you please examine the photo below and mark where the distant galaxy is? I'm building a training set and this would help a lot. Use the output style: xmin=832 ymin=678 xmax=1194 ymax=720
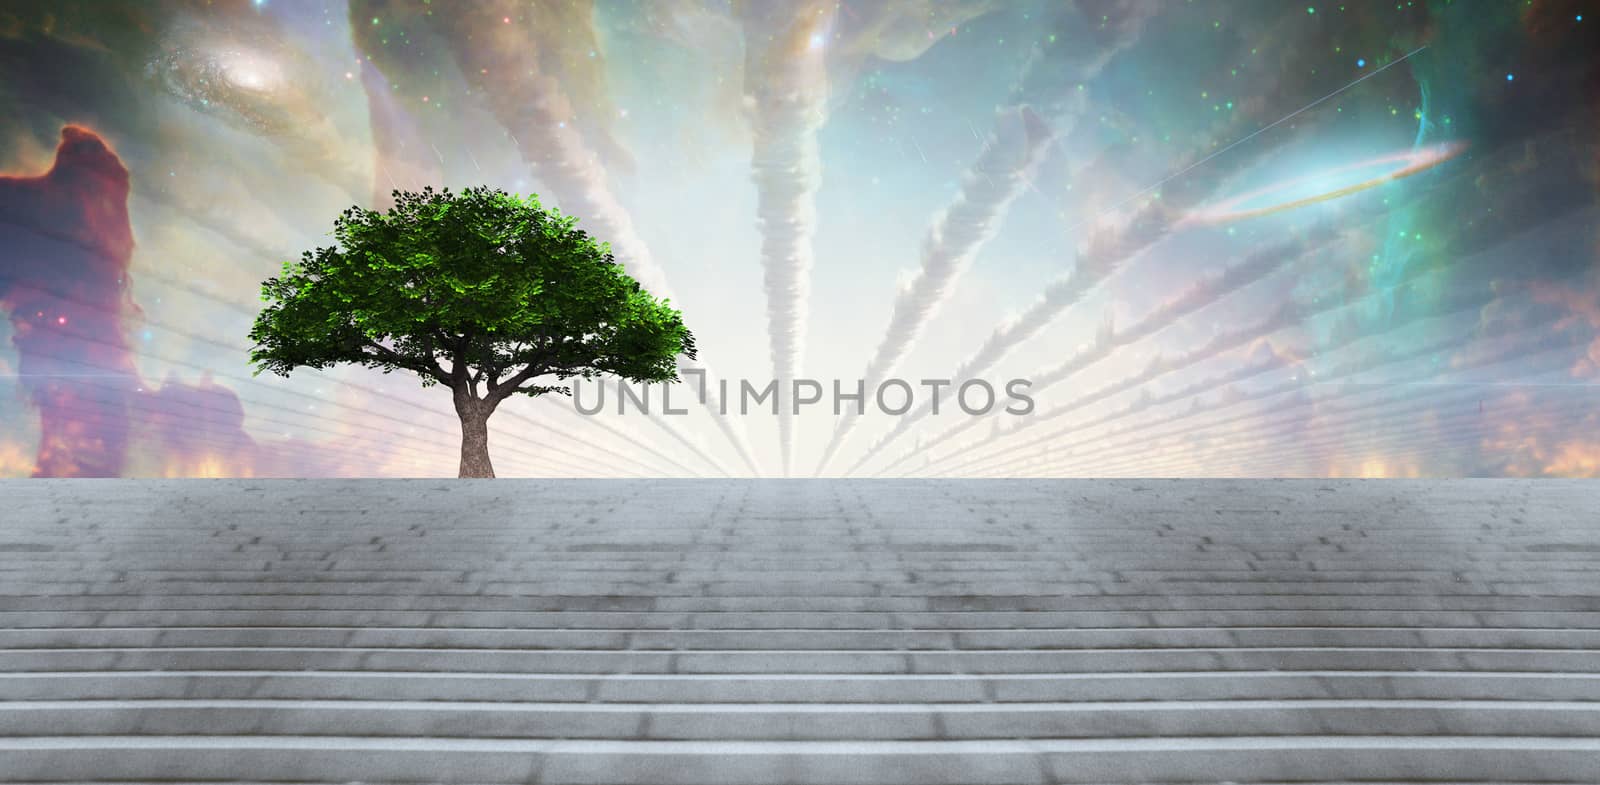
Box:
xmin=0 ymin=0 xmax=1596 ymax=478
xmin=1183 ymin=140 xmax=1469 ymax=227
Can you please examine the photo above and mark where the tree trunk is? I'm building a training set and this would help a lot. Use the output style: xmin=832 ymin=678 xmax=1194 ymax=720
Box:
xmin=455 ymin=395 xmax=495 ymax=478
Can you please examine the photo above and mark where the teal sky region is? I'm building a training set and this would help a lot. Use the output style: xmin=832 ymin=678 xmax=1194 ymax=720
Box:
xmin=0 ymin=0 xmax=1596 ymax=478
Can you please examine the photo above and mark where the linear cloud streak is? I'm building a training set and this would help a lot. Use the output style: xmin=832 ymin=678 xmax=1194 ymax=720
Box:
xmin=873 ymin=184 xmax=1436 ymax=477
xmin=932 ymin=125 xmax=1594 ymax=477
xmin=960 ymin=231 xmax=1578 ymax=477
xmin=739 ymin=1 xmax=834 ymax=475
xmin=1087 ymin=325 xmax=1575 ymax=478
xmin=813 ymin=1 xmax=1153 ymax=476
xmin=933 ymin=248 xmax=1483 ymax=477
xmin=840 ymin=30 xmax=1370 ymax=476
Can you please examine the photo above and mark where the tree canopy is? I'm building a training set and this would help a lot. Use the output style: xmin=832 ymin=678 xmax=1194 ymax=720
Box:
xmin=247 ymin=186 xmax=696 ymax=477
xmin=249 ymin=186 xmax=694 ymax=399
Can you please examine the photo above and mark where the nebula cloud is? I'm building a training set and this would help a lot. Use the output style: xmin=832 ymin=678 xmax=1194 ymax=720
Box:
xmin=2 ymin=1 xmax=1595 ymax=477
xmin=0 ymin=127 xmax=395 ymax=478
xmin=0 ymin=127 xmax=141 ymax=476
xmin=735 ymin=1 xmax=835 ymax=475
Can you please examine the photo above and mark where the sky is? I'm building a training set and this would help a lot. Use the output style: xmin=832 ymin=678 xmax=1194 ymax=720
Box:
xmin=0 ymin=0 xmax=1596 ymax=478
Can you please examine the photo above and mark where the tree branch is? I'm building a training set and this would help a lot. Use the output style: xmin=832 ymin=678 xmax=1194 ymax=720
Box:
xmin=488 ymin=356 xmax=553 ymax=401
xmin=484 ymin=341 xmax=527 ymax=390
xmin=363 ymin=339 xmax=451 ymax=385
xmin=420 ymin=330 xmax=456 ymax=378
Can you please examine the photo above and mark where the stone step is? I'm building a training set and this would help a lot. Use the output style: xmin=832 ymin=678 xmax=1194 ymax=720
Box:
xmin=2 ymin=626 xmax=1597 ymax=650
xmin=18 ymin=512 xmax=1594 ymax=521
xmin=1 ymin=736 xmax=1597 ymax=783
xmin=0 ymin=782 xmax=1572 ymax=785
xmin=3 ymin=699 xmax=1598 ymax=740
xmin=7 ymin=581 xmax=1593 ymax=598
xmin=7 ymin=594 xmax=1599 ymax=613
xmin=10 ymin=512 xmax=1591 ymax=524
xmin=7 ymin=671 xmax=1600 ymax=703
xmin=8 ymin=568 xmax=1599 ymax=585
xmin=17 ymin=548 xmax=1581 ymax=561
xmin=13 ymin=546 xmax=1594 ymax=560
xmin=34 ymin=534 xmax=1588 ymax=545
xmin=6 ymin=609 xmax=1600 ymax=629
xmin=11 ymin=541 xmax=1594 ymax=553
xmin=5 ymin=548 xmax=1594 ymax=562
xmin=9 ymin=541 xmax=1595 ymax=555
xmin=3 ymin=647 xmax=1596 ymax=674
xmin=7 ymin=479 xmax=1597 ymax=781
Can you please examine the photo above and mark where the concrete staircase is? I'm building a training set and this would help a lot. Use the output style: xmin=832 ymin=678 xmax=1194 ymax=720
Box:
xmin=0 ymin=478 xmax=1596 ymax=783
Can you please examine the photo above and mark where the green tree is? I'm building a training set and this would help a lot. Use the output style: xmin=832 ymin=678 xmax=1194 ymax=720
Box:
xmin=248 ymin=186 xmax=695 ymax=478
